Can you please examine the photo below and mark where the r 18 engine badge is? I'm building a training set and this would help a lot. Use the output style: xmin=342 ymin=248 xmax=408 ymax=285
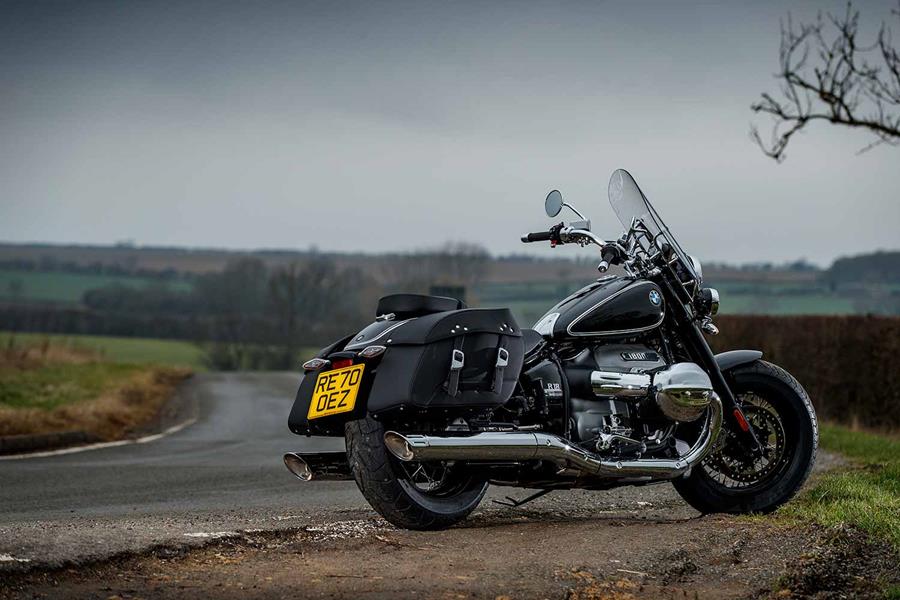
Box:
xmin=543 ymin=382 xmax=563 ymax=398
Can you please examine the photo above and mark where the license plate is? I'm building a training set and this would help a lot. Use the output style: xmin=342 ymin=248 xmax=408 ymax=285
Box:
xmin=307 ymin=364 xmax=365 ymax=420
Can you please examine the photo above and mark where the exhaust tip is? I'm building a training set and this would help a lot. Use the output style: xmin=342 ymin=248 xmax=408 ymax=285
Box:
xmin=283 ymin=452 xmax=313 ymax=481
xmin=383 ymin=431 xmax=415 ymax=461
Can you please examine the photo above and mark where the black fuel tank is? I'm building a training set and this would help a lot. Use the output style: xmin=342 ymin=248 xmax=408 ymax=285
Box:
xmin=534 ymin=277 xmax=665 ymax=340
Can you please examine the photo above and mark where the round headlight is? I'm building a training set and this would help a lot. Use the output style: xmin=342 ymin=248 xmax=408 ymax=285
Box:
xmin=697 ymin=287 xmax=719 ymax=316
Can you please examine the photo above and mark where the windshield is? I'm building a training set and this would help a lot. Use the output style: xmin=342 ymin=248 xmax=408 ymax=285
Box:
xmin=607 ymin=169 xmax=699 ymax=283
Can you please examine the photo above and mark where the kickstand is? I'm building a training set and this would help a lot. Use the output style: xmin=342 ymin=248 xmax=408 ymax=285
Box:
xmin=492 ymin=489 xmax=553 ymax=508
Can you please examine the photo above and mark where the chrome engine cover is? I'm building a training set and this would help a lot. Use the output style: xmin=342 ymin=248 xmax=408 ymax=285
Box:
xmin=652 ymin=363 xmax=714 ymax=422
xmin=589 ymin=361 xmax=714 ymax=423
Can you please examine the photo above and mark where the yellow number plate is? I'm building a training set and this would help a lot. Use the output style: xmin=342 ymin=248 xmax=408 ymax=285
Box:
xmin=307 ymin=364 xmax=365 ymax=420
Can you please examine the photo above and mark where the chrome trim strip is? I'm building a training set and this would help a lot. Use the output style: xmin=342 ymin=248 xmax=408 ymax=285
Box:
xmin=565 ymin=280 xmax=664 ymax=338
xmin=344 ymin=318 xmax=413 ymax=349
xmin=532 ymin=312 xmax=560 ymax=337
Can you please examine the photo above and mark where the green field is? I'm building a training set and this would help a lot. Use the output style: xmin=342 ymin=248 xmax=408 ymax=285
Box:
xmin=1 ymin=268 xmax=894 ymax=317
xmin=0 ymin=332 xmax=206 ymax=369
xmin=717 ymin=292 xmax=858 ymax=315
xmin=0 ymin=270 xmax=192 ymax=304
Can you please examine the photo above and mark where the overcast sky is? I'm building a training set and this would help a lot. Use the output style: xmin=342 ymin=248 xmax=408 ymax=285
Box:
xmin=1 ymin=0 xmax=898 ymax=266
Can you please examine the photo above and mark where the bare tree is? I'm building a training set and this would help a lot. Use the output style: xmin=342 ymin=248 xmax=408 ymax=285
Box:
xmin=751 ymin=2 xmax=900 ymax=162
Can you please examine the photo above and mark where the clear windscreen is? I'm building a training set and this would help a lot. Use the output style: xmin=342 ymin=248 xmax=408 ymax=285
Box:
xmin=607 ymin=169 xmax=698 ymax=282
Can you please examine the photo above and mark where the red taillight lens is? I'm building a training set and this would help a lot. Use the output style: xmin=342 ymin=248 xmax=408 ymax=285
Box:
xmin=331 ymin=358 xmax=353 ymax=370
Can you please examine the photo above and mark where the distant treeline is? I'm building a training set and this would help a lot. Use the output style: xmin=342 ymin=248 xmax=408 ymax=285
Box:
xmin=0 ymin=257 xmax=189 ymax=281
xmin=2 ymin=258 xmax=375 ymax=370
xmin=714 ymin=315 xmax=900 ymax=431
xmin=0 ymin=247 xmax=493 ymax=369
xmin=2 ymin=242 xmax=898 ymax=286
xmin=822 ymin=250 xmax=900 ymax=286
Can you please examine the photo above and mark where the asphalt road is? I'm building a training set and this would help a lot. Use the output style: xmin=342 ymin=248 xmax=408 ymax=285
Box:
xmin=0 ymin=372 xmax=841 ymax=581
xmin=0 ymin=372 xmax=368 ymax=568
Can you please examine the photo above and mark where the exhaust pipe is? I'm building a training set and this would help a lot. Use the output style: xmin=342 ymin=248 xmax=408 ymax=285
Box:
xmin=384 ymin=394 xmax=721 ymax=480
xmin=283 ymin=451 xmax=353 ymax=481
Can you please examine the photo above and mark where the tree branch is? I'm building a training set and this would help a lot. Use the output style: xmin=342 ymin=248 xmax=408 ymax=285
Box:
xmin=751 ymin=1 xmax=900 ymax=162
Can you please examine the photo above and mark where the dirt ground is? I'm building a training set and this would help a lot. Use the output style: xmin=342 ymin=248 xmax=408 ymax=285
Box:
xmin=2 ymin=489 xmax=897 ymax=600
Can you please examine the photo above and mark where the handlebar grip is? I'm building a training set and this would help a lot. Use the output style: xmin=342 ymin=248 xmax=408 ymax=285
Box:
xmin=597 ymin=246 xmax=618 ymax=273
xmin=521 ymin=231 xmax=553 ymax=243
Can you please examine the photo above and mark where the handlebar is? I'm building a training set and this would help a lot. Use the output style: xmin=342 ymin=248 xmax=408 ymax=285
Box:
xmin=521 ymin=225 xmax=621 ymax=274
xmin=521 ymin=231 xmax=554 ymax=243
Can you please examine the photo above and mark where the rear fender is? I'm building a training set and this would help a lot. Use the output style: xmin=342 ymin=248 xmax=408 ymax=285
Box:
xmin=288 ymin=333 xmax=366 ymax=437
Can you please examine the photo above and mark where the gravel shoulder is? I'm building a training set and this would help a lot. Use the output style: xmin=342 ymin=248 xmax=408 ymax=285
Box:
xmin=6 ymin=456 xmax=897 ymax=600
xmin=4 ymin=492 xmax=896 ymax=600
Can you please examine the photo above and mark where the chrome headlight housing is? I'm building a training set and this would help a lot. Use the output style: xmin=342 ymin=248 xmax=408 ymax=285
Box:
xmin=696 ymin=287 xmax=720 ymax=316
xmin=689 ymin=255 xmax=703 ymax=284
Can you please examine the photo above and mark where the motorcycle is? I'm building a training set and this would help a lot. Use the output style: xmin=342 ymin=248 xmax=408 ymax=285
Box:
xmin=284 ymin=169 xmax=818 ymax=530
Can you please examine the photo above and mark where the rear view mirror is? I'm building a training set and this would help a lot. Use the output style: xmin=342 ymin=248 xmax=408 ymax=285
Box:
xmin=545 ymin=190 xmax=563 ymax=217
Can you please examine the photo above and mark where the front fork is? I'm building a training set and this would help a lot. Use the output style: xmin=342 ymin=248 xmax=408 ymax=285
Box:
xmin=684 ymin=323 xmax=763 ymax=454
xmin=661 ymin=281 xmax=763 ymax=455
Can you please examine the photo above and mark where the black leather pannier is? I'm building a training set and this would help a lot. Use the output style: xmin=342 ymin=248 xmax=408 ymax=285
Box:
xmin=352 ymin=308 xmax=525 ymax=414
xmin=287 ymin=306 xmax=525 ymax=436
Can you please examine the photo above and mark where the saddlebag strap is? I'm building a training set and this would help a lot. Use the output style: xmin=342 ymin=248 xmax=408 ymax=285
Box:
xmin=444 ymin=335 xmax=466 ymax=397
xmin=491 ymin=342 xmax=509 ymax=393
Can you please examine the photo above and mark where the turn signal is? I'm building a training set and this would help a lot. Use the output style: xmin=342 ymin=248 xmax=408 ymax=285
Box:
xmin=302 ymin=358 xmax=330 ymax=371
xmin=358 ymin=345 xmax=387 ymax=359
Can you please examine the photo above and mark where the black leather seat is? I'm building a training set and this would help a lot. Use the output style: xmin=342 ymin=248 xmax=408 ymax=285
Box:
xmin=522 ymin=328 xmax=545 ymax=356
xmin=376 ymin=294 xmax=467 ymax=318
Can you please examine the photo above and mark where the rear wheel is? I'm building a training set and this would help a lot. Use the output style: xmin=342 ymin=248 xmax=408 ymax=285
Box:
xmin=672 ymin=360 xmax=818 ymax=514
xmin=345 ymin=416 xmax=488 ymax=530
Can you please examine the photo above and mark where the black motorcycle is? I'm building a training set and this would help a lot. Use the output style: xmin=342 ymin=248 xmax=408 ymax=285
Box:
xmin=284 ymin=169 xmax=818 ymax=530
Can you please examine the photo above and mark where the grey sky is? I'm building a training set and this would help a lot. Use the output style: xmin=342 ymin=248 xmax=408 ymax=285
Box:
xmin=1 ymin=0 xmax=898 ymax=265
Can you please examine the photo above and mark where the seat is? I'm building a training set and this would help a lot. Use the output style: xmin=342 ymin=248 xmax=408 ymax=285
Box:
xmin=376 ymin=294 xmax=467 ymax=318
xmin=522 ymin=328 xmax=545 ymax=356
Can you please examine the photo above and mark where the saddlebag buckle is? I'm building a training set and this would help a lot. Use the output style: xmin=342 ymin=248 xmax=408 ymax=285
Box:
xmin=445 ymin=348 xmax=466 ymax=397
xmin=491 ymin=346 xmax=509 ymax=392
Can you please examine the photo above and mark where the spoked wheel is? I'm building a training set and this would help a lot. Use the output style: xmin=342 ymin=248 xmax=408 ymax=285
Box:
xmin=702 ymin=393 xmax=790 ymax=490
xmin=345 ymin=416 xmax=488 ymax=530
xmin=673 ymin=360 xmax=817 ymax=514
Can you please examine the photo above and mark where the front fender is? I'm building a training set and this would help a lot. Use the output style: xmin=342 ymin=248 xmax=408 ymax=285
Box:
xmin=714 ymin=350 xmax=763 ymax=372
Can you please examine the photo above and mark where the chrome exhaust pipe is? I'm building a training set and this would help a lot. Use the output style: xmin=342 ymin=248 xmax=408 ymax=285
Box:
xmin=282 ymin=451 xmax=353 ymax=481
xmin=384 ymin=394 xmax=721 ymax=480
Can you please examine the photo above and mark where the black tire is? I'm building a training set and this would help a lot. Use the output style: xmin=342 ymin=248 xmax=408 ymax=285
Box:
xmin=672 ymin=360 xmax=818 ymax=514
xmin=345 ymin=416 xmax=488 ymax=530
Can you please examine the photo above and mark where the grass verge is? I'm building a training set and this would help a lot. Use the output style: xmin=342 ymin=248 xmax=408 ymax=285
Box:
xmin=0 ymin=337 xmax=192 ymax=441
xmin=782 ymin=425 xmax=900 ymax=549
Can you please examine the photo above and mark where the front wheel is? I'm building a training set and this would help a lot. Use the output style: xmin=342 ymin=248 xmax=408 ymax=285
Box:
xmin=345 ymin=416 xmax=488 ymax=530
xmin=673 ymin=360 xmax=818 ymax=514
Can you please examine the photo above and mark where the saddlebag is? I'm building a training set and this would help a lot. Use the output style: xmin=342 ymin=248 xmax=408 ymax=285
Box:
xmin=363 ymin=308 xmax=525 ymax=414
xmin=287 ymin=308 xmax=525 ymax=437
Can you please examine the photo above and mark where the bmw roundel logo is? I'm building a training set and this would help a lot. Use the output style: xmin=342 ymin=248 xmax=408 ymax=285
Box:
xmin=648 ymin=290 xmax=662 ymax=306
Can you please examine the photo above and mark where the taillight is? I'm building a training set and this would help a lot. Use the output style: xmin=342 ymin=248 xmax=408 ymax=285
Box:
xmin=331 ymin=358 xmax=353 ymax=370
